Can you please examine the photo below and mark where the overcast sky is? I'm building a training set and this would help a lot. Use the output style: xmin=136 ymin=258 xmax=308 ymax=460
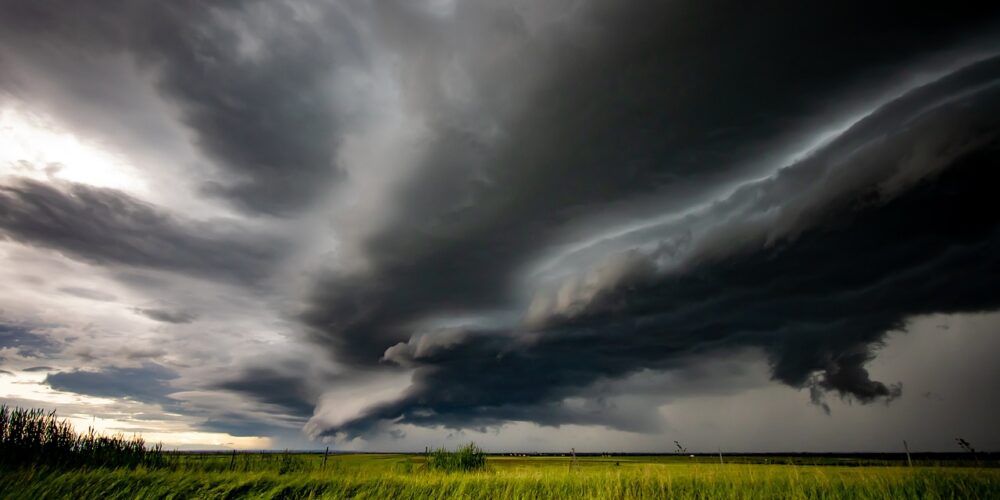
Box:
xmin=1 ymin=1 xmax=999 ymax=452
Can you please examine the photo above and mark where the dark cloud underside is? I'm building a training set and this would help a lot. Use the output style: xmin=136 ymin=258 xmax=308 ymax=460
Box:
xmin=293 ymin=3 xmax=1000 ymax=436
xmin=326 ymin=138 xmax=1000 ymax=437
xmin=45 ymin=363 xmax=179 ymax=405
xmin=0 ymin=179 xmax=282 ymax=283
xmin=212 ymin=367 xmax=316 ymax=419
xmin=0 ymin=0 xmax=363 ymax=215
xmin=0 ymin=323 xmax=61 ymax=359
xmin=303 ymin=2 xmax=1000 ymax=365
xmin=316 ymin=52 xmax=1000 ymax=435
xmin=133 ymin=308 xmax=197 ymax=325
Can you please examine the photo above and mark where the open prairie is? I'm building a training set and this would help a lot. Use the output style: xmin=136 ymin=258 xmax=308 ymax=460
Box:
xmin=2 ymin=453 xmax=999 ymax=499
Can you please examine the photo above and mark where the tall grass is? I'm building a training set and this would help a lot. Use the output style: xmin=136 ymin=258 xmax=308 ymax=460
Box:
xmin=427 ymin=442 xmax=488 ymax=472
xmin=2 ymin=463 xmax=998 ymax=499
xmin=170 ymin=451 xmax=315 ymax=474
xmin=0 ymin=405 xmax=164 ymax=469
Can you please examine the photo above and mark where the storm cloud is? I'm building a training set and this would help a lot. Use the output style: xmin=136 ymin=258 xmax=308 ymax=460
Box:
xmin=302 ymin=2 xmax=1000 ymax=365
xmin=323 ymin=117 xmax=1000 ymax=437
xmin=0 ymin=179 xmax=284 ymax=283
xmin=213 ymin=367 xmax=317 ymax=419
xmin=0 ymin=323 xmax=61 ymax=359
xmin=297 ymin=4 xmax=1000 ymax=436
xmin=0 ymin=0 xmax=365 ymax=215
xmin=45 ymin=363 xmax=180 ymax=405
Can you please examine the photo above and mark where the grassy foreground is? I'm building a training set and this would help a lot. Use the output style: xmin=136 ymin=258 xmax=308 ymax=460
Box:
xmin=2 ymin=454 xmax=998 ymax=499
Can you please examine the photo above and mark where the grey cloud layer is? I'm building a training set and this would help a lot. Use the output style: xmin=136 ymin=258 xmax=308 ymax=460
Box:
xmin=0 ymin=0 xmax=365 ymax=215
xmin=327 ymin=124 xmax=1000 ymax=437
xmin=0 ymin=179 xmax=283 ymax=283
xmin=303 ymin=1 xmax=1000 ymax=365
xmin=0 ymin=323 xmax=61 ymax=359
xmin=309 ymin=16 xmax=1000 ymax=435
xmin=45 ymin=363 xmax=179 ymax=405
xmin=213 ymin=367 xmax=317 ymax=419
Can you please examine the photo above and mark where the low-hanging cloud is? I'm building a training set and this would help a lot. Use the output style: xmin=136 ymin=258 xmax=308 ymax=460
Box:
xmin=302 ymin=1 xmax=1000 ymax=368
xmin=45 ymin=363 xmax=180 ymax=405
xmin=0 ymin=0 xmax=367 ymax=215
xmin=316 ymin=55 xmax=1000 ymax=438
xmin=0 ymin=179 xmax=285 ymax=284
xmin=0 ymin=323 xmax=61 ymax=359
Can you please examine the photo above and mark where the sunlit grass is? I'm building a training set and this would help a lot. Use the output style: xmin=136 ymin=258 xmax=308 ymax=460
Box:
xmin=2 ymin=455 xmax=998 ymax=499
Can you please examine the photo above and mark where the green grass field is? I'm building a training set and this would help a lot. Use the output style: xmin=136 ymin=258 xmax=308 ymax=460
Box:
xmin=2 ymin=453 xmax=998 ymax=499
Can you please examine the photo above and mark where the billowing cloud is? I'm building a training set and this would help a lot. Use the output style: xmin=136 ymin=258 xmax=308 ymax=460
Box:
xmin=0 ymin=179 xmax=284 ymax=283
xmin=302 ymin=2 xmax=1000 ymax=365
xmin=0 ymin=0 xmax=368 ymax=215
xmin=297 ymin=5 xmax=1000 ymax=437
xmin=311 ymin=53 xmax=1000 ymax=436
xmin=45 ymin=363 xmax=180 ymax=405
xmin=212 ymin=367 xmax=317 ymax=419
xmin=0 ymin=323 xmax=61 ymax=359
xmin=325 ymin=135 xmax=1000 ymax=436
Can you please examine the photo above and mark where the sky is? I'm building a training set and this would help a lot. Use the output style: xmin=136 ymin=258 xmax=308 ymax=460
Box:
xmin=1 ymin=1 xmax=999 ymax=452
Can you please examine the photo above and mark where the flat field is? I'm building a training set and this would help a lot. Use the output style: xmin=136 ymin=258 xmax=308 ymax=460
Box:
xmin=1 ymin=453 xmax=998 ymax=499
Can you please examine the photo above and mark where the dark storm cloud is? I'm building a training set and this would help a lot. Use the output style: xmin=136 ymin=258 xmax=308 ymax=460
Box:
xmin=212 ymin=367 xmax=316 ymax=419
xmin=0 ymin=179 xmax=283 ymax=283
xmin=133 ymin=308 xmax=197 ymax=325
xmin=327 ymin=141 xmax=1000 ymax=436
xmin=198 ymin=413 xmax=295 ymax=438
xmin=0 ymin=0 xmax=365 ymax=215
xmin=45 ymin=363 xmax=179 ymax=405
xmin=318 ymin=53 xmax=1000 ymax=437
xmin=0 ymin=323 xmax=60 ymax=358
xmin=199 ymin=364 xmax=363 ymax=438
xmin=303 ymin=1 xmax=1000 ymax=365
